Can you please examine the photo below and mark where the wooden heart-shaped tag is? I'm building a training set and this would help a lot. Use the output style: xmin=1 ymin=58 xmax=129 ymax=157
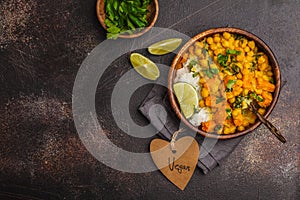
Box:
xmin=150 ymin=136 xmax=199 ymax=190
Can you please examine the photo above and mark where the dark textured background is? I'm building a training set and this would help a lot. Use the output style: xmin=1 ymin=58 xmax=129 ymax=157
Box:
xmin=0 ymin=0 xmax=299 ymax=199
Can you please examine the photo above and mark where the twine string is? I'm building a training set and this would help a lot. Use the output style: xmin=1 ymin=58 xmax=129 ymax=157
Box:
xmin=170 ymin=128 xmax=184 ymax=153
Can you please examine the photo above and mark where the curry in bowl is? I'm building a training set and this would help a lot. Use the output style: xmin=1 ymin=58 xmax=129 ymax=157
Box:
xmin=168 ymin=28 xmax=281 ymax=139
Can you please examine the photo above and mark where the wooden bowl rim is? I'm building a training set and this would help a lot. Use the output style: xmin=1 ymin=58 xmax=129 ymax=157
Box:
xmin=96 ymin=0 xmax=159 ymax=38
xmin=168 ymin=27 xmax=281 ymax=139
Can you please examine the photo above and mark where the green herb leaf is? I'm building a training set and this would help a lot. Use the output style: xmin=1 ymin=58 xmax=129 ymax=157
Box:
xmin=250 ymin=62 xmax=257 ymax=71
xmin=189 ymin=60 xmax=198 ymax=68
xmin=226 ymin=108 xmax=232 ymax=119
xmin=233 ymin=34 xmax=244 ymax=40
xmin=210 ymin=68 xmax=219 ymax=74
xmin=226 ymin=49 xmax=241 ymax=55
xmin=104 ymin=0 xmax=152 ymax=39
xmin=226 ymin=80 xmax=237 ymax=91
xmin=192 ymin=72 xmax=199 ymax=77
xmin=214 ymin=124 xmax=222 ymax=131
xmin=202 ymin=69 xmax=213 ymax=79
xmin=217 ymin=54 xmax=228 ymax=67
xmin=257 ymin=96 xmax=264 ymax=102
xmin=251 ymin=92 xmax=264 ymax=102
xmin=107 ymin=32 xmax=119 ymax=40
xmin=107 ymin=26 xmax=121 ymax=34
xmin=216 ymin=96 xmax=226 ymax=104
xmin=104 ymin=19 xmax=116 ymax=28
xmin=231 ymin=64 xmax=240 ymax=75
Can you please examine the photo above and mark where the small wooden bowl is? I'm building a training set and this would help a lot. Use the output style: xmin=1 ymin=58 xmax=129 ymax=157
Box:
xmin=96 ymin=0 xmax=159 ymax=38
xmin=168 ymin=27 xmax=281 ymax=139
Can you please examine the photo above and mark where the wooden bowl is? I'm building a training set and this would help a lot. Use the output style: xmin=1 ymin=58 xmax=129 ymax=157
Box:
xmin=96 ymin=0 xmax=159 ymax=38
xmin=168 ymin=27 xmax=281 ymax=139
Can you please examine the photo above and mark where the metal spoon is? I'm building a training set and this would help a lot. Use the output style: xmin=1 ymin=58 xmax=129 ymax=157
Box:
xmin=248 ymin=100 xmax=286 ymax=143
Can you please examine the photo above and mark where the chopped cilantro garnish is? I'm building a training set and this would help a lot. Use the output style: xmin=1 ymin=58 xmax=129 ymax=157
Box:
xmin=226 ymin=49 xmax=241 ymax=55
xmin=189 ymin=60 xmax=198 ymax=68
xmin=216 ymin=96 xmax=226 ymax=104
xmin=251 ymin=92 xmax=264 ymax=102
xmin=257 ymin=96 xmax=264 ymax=102
xmin=231 ymin=64 xmax=240 ymax=74
xmin=210 ymin=68 xmax=219 ymax=74
xmin=226 ymin=80 xmax=237 ymax=91
xmin=217 ymin=54 xmax=228 ymax=67
xmin=214 ymin=124 xmax=222 ymax=131
xmin=226 ymin=108 xmax=232 ymax=119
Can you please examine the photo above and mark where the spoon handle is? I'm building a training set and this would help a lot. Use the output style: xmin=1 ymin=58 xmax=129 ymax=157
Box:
xmin=249 ymin=102 xmax=286 ymax=143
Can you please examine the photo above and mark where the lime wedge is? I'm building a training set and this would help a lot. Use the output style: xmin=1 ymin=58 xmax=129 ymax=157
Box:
xmin=148 ymin=38 xmax=182 ymax=55
xmin=173 ymin=82 xmax=199 ymax=119
xmin=130 ymin=53 xmax=160 ymax=80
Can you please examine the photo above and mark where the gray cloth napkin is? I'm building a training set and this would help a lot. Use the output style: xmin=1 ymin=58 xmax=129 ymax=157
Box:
xmin=139 ymin=84 xmax=244 ymax=174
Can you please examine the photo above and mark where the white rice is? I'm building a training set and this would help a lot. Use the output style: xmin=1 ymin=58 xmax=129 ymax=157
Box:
xmin=174 ymin=59 xmax=200 ymax=92
xmin=189 ymin=108 xmax=211 ymax=126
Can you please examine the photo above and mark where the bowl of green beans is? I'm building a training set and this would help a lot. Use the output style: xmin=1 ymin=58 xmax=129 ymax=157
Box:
xmin=97 ymin=0 xmax=159 ymax=39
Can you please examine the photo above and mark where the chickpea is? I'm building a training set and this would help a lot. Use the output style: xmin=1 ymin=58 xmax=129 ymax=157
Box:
xmin=243 ymin=89 xmax=249 ymax=96
xmin=258 ymin=56 xmax=266 ymax=64
xmin=242 ymin=121 xmax=249 ymax=127
xmin=248 ymin=41 xmax=255 ymax=50
xmin=199 ymin=100 xmax=205 ymax=108
xmin=195 ymin=48 xmax=202 ymax=56
xmin=199 ymin=77 xmax=206 ymax=84
xmin=200 ymin=59 xmax=207 ymax=67
xmin=232 ymin=109 xmax=241 ymax=117
xmin=221 ymin=40 xmax=230 ymax=48
xmin=236 ymin=63 xmax=243 ymax=69
xmin=201 ymin=88 xmax=209 ymax=98
xmin=223 ymin=127 xmax=231 ymax=134
xmin=258 ymin=63 xmax=268 ymax=71
xmin=226 ymin=92 xmax=234 ymax=99
xmin=229 ymin=37 xmax=235 ymax=43
xmin=238 ymin=126 xmax=245 ymax=131
xmin=234 ymin=40 xmax=240 ymax=47
xmin=244 ymin=46 xmax=250 ymax=52
xmin=247 ymin=51 xmax=254 ymax=57
xmin=262 ymin=75 xmax=269 ymax=81
xmin=213 ymin=56 xmax=218 ymax=63
xmin=195 ymin=41 xmax=204 ymax=48
xmin=242 ymin=101 xmax=248 ymax=109
xmin=237 ymin=73 xmax=243 ymax=79
xmin=255 ymin=89 xmax=263 ymax=95
xmin=229 ymin=97 xmax=235 ymax=104
xmin=258 ymin=108 xmax=266 ymax=115
xmin=267 ymin=71 xmax=273 ymax=77
xmin=189 ymin=46 xmax=194 ymax=55
xmin=244 ymin=62 xmax=252 ymax=69
xmin=246 ymin=56 xmax=253 ymax=62
xmin=236 ymin=80 xmax=243 ymax=87
xmin=241 ymin=39 xmax=248 ymax=48
xmin=216 ymin=42 xmax=223 ymax=49
xmin=213 ymin=36 xmax=221 ymax=43
xmin=207 ymin=37 xmax=214 ymax=44
xmin=236 ymin=54 xmax=245 ymax=62
xmin=223 ymin=32 xmax=231 ymax=40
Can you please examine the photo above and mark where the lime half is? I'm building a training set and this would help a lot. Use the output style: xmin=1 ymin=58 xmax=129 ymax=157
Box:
xmin=130 ymin=53 xmax=160 ymax=80
xmin=148 ymin=38 xmax=182 ymax=55
xmin=173 ymin=82 xmax=199 ymax=119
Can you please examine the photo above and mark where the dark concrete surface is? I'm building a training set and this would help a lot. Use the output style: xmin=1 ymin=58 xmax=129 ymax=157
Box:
xmin=0 ymin=0 xmax=299 ymax=199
